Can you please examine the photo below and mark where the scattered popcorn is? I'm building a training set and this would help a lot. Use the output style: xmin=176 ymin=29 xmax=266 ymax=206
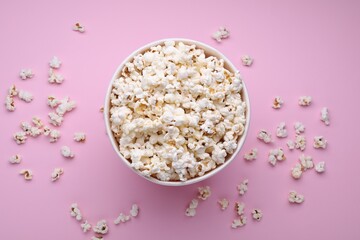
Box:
xmin=18 ymin=90 xmax=33 ymax=102
xmin=93 ymin=220 xmax=109 ymax=235
xmin=47 ymin=96 xmax=60 ymax=108
xmin=61 ymin=146 xmax=74 ymax=158
xmin=294 ymin=122 xmax=305 ymax=134
xmin=32 ymin=116 xmax=43 ymax=128
xmin=8 ymin=84 xmax=18 ymax=96
xmin=198 ymin=186 xmax=211 ymax=200
xmin=19 ymin=169 xmax=33 ymax=180
xmin=48 ymin=112 xmax=64 ymax=126
xmin=287 ymin=140 xmax=295 ymax=150
xmin=49 ymin=56 xmax=61 ymax=69
xmin=212 ymin=26 xmax=230 ymax=42
xmin=5 ymin=95 xmax=16 ymax=111
xmin=276 ymin=122 xmax=288 ymax=138
xmin=14 ymin=131 xmax=27 ymax=144
xmin=130 ymin=204 xmax=139 ymax=217
xmin=268 ymin=148 xmax=286 ymax=166
xmin=243 ymin=148 xmax=257 ymax=161
xmin=73 ymin=22 xmax=85 ymax=33
xmin=9 ymin=154 xmax=22 ymax=164
xmin=49 ymin=129 xmax=61 ymax=143
xmin=81 ymin=221 xmax=91 ymax=233
xmin=257 ymin=130 xmax=272 ymax=143
xmin=298 ymin=96 xmax=312 ymax=106
xmin=74 ymin=132 xmax=86 ymax=142
xmin=185 ymin=199 xmax=199 ymax=217
xmin=241 ymin=55 xmax=253 ymax=66
xmin=251 ymin=209 xmax=263 ymax=221
xmin=51 ymin=168 xmax=64 ymax=181
xmin=291 ymin=163 xmax=303 ymax=179
xmin=48 ymin=68 xmax=64 ymax=84
xmin=321 ymin=107 xmax=330 ymax=125
xmin=313 ymin=136 xmax=327 ymax=149
xmin=19 ymin=69 xmax=34 ymax=80
xmin=237 ymin=179 xmax=248 ymax=196
xmin=288 ymin=190 xmax=305 ymax=204
xmin=114 ymin=213 xmax=130 ymax=224
xmin=70 ymin=203 xmax=82 ymax=221
xmin=235 ymin=202 xmax=245 ymax=216
xmin=218 ymin=198 xmax=229 ymax=210
xmin=231 ymin=215 xmax=247 ymax=228
xmin=315 ymin=161 xmax=325 ymax=173
xmin=272 ymin=96 xmax=283 ymax=109
xmin=295 ymin=135 xmax=306 ymax=151
xmin=299 ymin=154 xmax=314 ymax=170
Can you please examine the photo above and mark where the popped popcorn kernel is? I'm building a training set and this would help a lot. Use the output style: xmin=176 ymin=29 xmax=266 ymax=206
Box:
xmin=241 ymin=55 xmax=253 ymax=66
xmin=299 ymin=96 xmax=312 ymax=106
xmin=14 ymin=131 xmax=27 ymax=144
xmin=251 ymin=209 xmax=263 ymax=221
xmin=185 ymin=199 xmax=198 ymax=217
xmin=73 ymin=23 xmax=85 ymax=33
xmin=130 ymin=204 xmax=139 ymax=217
xmin=257 ymin=130 xmax=272 ymax=143
xmin=315 ymin=161 xmax=325 ymax=173
xmin=243 ymin=148 xmax=257 ymax=161
xmin=272 ymin=96 xmax=283 ymax=109
xmin=49 ymin=129 xmax=61 ymax=143
xmin=48 ymin=68 xmax=64 ymax=84
xmin=48 ymin=112 xmax=64 ymax=126
xmin=74 ymin=132 xmax=86 ymax=142
xmin=268 ymin=148 xmax=286 ymax=166
xmin=18 ymin=90 xmax=33 ymax=102
xmin=81 ymin=220 xmax=91 ymax=233
xmin=198 ymin=186 xmax=211 ymax=200
xmin=235 ymin=202 xmax=245 ymax=216
xmin=51 ymin=168 xmax=64 ymax=182
xmin=114 ymin=213 xmax=130 ymax=224
xmin=8 ymin=84 xmax=18 ymax=96
xmin=56 ymin=97 xmax=76 ymax=116
xmin=276 ymin=122 xmax=288 ymax=138
xmin=321 ymin=107 xmax=330 ymax=125
xmin=29 ymin=127 xmax=41 ymax=137
xmin=291 ymin=163 xmax=303 ymax=179
xmin=295 ymin=135 xmax=306 ymax=151
xmin=19 ymin=169 xmax=33 ymax=180
xmin=61 ymin=146 xmax=75 ymax=158
xmin=93 ymin=220 xmax=109 ymax=235
xmin=9 ymin=154 xmax=22 ymax=164
xmin=70 ymin=203 xmax=82 ymax=221
xmin=5 ymin=95 xmax=16 ymax=111
xmin=19 ymin=69 xmax=34 ymax=80
xmin=49 ymin=56 xmax=61 ymax=69
xmin=294 ymin=122 xmax=305 ymax=134
xmin=287 ymin=140 xmax=295 ymax=150
xmin=288 ymin=190 xmax=304 ymax=204
xmin=47 ymin=96 xmax=60 ymax=108
xmin=237 ymin=179 xmax=248 ymax=196
xmin=218 ymin=198 xmax=229 ymax=210
xmin=231 ymin=215 xmax=247 ymax=228
xmin=32 ymin=116 xmax=43 ymax=128
xmin=299 ymin=154 xmax=314 ymax=170
xmin=313 ymin=136 xmax=327 ymax=149
xmin=212 ymin=27 xmax=230 ymax=42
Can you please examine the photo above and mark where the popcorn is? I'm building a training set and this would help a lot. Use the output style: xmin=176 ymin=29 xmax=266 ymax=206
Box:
xmin=198 ymin=186 xmax=211 ymax=200
xmin=288 ymin=190 xmax=305 ymax=204
xmin=212 ymin=27 xmax=230 ymax=42
xmin=231 ymin=215 xmax=247 ymax=228
xmin=70 ymin=203 xmax=82 ymax=221
xmin=18 ymin=90 xmax=33 ymax=102
xmin=19 ymin=69 xmax=34 ymax=80
xmin=185 ymin=199 xmax=198 ymax=217
xmin=241 ymin=55 xmax=253 ymax=66
xmin=14 ymin=131 xmax=27 ymax=144
xmin=9 ymin=154 xmax=22 ymax=164
xmin=61 ymin=146 xmax=74 ymax=158
xmin=43 ymin=126 xmax=51 ymax=136
xmin=276 ymin=122 xmax=288 ymax=138
xmin=313 ymin=136 xmax=327 ymax=149
xmin=295 ymin=135 xmax=306 ymax=151
xmin=51 ymin=168 xmax=64 ymax=181
xmin=218 ymin=198 xmax=229 ymax=210
xmin=29 ymin=127 xmax=42 ymax=137
xmin=8 ymin=84 xmax=18 ymax=96
xmin=299 ymin=154 xmax=314 ymax=170
xmin=74 ymin=132 xmax=86 ymax=142
xmin=93 ymin=220 xmax=109 ymax=234
xmin=243 ymin=148 xmax=257 ymax=161
xmin=257 ymin=130 xmax=272 ymax=143
xmin=251 ymin=209 xmax=263 ymax=221
xmin=268 ymin=148 xmax=286 ymax=166
xmin=48 ymin=112 xmax=64 ymax=126
xmin=56 ymin=97 xmax=76 ymax=116
xmin=5 ymin=95 xmax=15 ymax=111
xmin=73 ymin=23 xmax=85 ymax=33
xmin=294 ymin=122 xmax=305 ymax=134
xmin=49 ymin=129 xmax=61 ymax=143
xmin=299 ymin=96 xmax=312 ymax=106
xmin=19 ymin=169 xmax=33 ymax=180
xmin=114 ymin=213 xmax=130 ymax=224
xmin=47 ymin=96 xmax=60 ymax=108
xmin=287 ymin=140 xmax=295 ymax=150
xmin=81 ymin=221 xmax=91 ymax=233
xmin=237 ymin=179 xmax=248 ymax=196
xmin=291 ymin=163 xmax=303 ymax=179
xmin=130 ymin=204 xmax=139 ymax=217
xmin=272 ymin=96 xmax=283 ymax=109
xmin=32 ymin=116 xmax=43 ymax=128
xmin=48 ymin=68 xmax=64 ymax=84
xmin=315 ymin=161 xmax=325 ymax=173
xmin=49 ymin=56 xmax=61 ymax=69
xmin=235 ymin=202 xmax=245 ymax=215
xmin=321 ymin=107 xmax=330 ymax=125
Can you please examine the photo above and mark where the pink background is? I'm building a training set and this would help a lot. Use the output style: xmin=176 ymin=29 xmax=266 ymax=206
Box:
xmin=1 ymin=0 xmax=359 ymax=239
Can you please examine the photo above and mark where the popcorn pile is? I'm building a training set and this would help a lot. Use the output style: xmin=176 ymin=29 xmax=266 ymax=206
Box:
xmin=109 ymin=40 xmax=247 ymax=182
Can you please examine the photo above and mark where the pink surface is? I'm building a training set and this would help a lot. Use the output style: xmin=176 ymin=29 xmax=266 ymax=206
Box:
xmin=1 ymin=0 xmax=359 ymax=239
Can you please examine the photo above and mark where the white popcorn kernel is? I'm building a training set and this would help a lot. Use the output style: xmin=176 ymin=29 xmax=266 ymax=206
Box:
xmin=315 ymin=161 xmax=325 ymax=173
xmin=48 ymin=112 xmax=64 ymax=126
xmin=19 ymin=169 xmax=33 ymax=180
xmin=49 ymin=56 xmax=61 ymax=69
xmin=237 ymin=179 xmax=248 ymax=196
xmin=21 ymin=121 xmax=32 ymax=134
xmin=43 ymin=126 xmax=51 ymax=136
xmin=32 ymin=116 xmax=43 ymax=128
xmin=56 ymin=97 xmax=76 ymax=116
xmin=5 ymin=95 xmax=16 ymax=111
xmin=212 ymin=26 xmax=230 ymax=42
xmin=321 ymin=107 xmax=330 ymax=125
xmin=74 ymin=132 xmax=86 ymax=142
xmin=287 ymin=140 xmax=295 ymax=150
xmin=14 ymin=131 xmax=27 ymax=144
xmin=218 ymin=198 xmax=229 ymax=210
xmin=49 ymin=129 xmax=61 ymax=142
xmin=288 ymin=190 xmax=305 ymax=204
xmin=231 ymin=215 xmax=247 ymax=228
xmin=276 ymin=122 xmax=288 ymax=138
xmin=235 ymin=202 xmax=245 ymax=216
xmin=272 ymin=96 xmax=283 ymax=109
xmin=295 ymin=135 xmax=306 ymax=151
xmin=114 ymin=213 xmax=130 ymax=224
xmin=73 ymin=22 xmax=85 ymax=33
xmin=268 ymin=148 xmax=286 ymax=166
xmin=299 ymin=96 xmax=312 ymax=106
xmin=93 ymin=220 xmax=109 ymax=235
xmin=61 ymin=146 xmax=74 ymax=158
xmin=294 ymin=122 xmax=305 ymax=134
xmin=48 ymin=68 xmax=64 ymax=84
xmin=91 ymin=237 xmax=104 ymax=240
xmin=19 ymin=69 xmax=34 ymax=80
xmin=70 ymin=203 xmax=82 ymax=221
xmin=29 ymin=127 xmax=42 ymax=137
xmin=81 ymin=220 xmax=91 ymax=233
xmin=251 ymin=209 xmax=263 ymax=221
xmin=241 ymin=55 xmax=253 ymax=66
xmin=243 ymin=148 xmax=257 ymax=161
xmin=257 ymin=130 xmax=272 ymax=143
xmin=8 ymin=84 xmax=18 ymax=96
xmin=299 ymin=154 xmax=314 ymax=170
xmin=51 ymin=168 xmax=64 ymax=182
xmin=291 ymin=163 xmax=303 ymax=179
xmin=47 ymin=96 xmax=60 ymax=108
xmin=198 ymin=186 xmax=211 ymax=200
xmin=313 ymin=136 xmax=327 ymax=149
xmin=130 ymin=204 xmax=139 ymax=217
xmin=185 ymin=199 xmax=199 ymax=217
xmin=9 ymin=154 xmax=22 ymax=164
xmin=18 ymin=90 xmax=33 ymax=102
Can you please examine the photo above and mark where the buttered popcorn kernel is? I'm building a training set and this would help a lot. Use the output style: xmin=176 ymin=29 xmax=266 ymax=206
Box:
xmin=289 ymin=190 xmax=305 ymax=204
xmin=109 ymin=41 xmax=247 ymax=181
xmin=198 ymin=186 xmax=211 ymax=200
xmin=295 ymin=135 xmax=306 ymax=151
xmin=14 ymin=131 xmax=27 ymax=144
xmin=19 ymin=69 xmax=34 ymax=80
xmin=81 ymin=221 xmax=91 ymax=233
xmin=51 ymin=168 xmax=64 ymax=181
xmin=257 ymin=130 xmax=272 ymax=143
xmin=276 ymin=122 xmax=288 ymax=138
xmin=321 ymin=107 xmax=330 ymax=125
xmin=32 ymin=116 xmax=43 ymax=128
xmin=218 ymin=198 xmax=229 ymax=210
xmin=74 ymin=132 xmax=86 ymax=142
xmin=70 ymin=203 xmax=82 ymax=221
xmin=313 ymin=136 xmax=327 ymax=149
xmin=49 ymin=56 xmax=61 ymax=69
xmin=315 ymin=161 xmax=325 ymax=173
xmin=268 ymin=148 xmax=286 ymax=166
xmin=9 ymin=154 xmax=22 ymax=164
xmin=299 ymin=96 xmax=312 ymax=106
xmin=18 ymin=90 xmax=33 ymax=102
xmin=252 ymin=209 xmax=263 ymax=221
xmin=241 ymin=55 xmax=253 ymax=66
xmin=5 ymin=95 xmax=16 ymax=111
xmin=231 ymin=215 xmax=247 ymax=228
xmin=8 ymin=84 xmax=18 ymax=96
xmin=237 ymin=179 xmax=248 ymax=196
xmin=61 ymin=146 xmax=74 ymax=158
xmin=73 ymin=23 xmax=85 ymax=33
xmin=272 ymin=96 xmax=283 ymax=109
xmin=212 ymin=27 xmax=230 ymax=42
xmin=20 ymin=169 xmax=33 ymax=180
xmin=93 ymin=220 xmax=109 ymax=234
xmin=243 ymin=148 xmax=257 ymax=161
